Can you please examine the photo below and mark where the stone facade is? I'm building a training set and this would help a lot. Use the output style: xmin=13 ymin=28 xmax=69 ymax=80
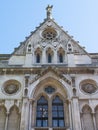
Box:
xmin=0 ymin=5 xmax=98 ymax=130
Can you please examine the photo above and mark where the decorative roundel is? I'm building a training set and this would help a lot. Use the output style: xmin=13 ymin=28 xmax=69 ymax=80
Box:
xmin=80 ymin=80 xmax=97 ymax=94
xmin=42 ymin=27 xmax=57 ymax=40
xmin=2 ymin=80 xmax=21 ymax=95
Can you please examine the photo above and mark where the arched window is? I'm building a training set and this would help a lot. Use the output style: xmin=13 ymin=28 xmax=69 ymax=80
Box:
xmin=0 ymin=106 xmax=6 ymax=130
xmin=58 ymin=47 xmax=65 ymax=63
xmin=59 ymin=53 xmax=63 ymax=63
xmin=35 ymin=47 xmax=42 ymax=63
xmin=36 ymin=96 xmax=48 ymax=127
xmin=36 ymin=53 xmax=40 ymax=63
xmin=48 ymin=53 xmax=52 ymax=63
xmin=52 ymin=96 xmax=65 ymax=127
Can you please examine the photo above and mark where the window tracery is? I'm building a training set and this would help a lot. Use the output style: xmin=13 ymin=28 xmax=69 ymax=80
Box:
xmin=36 ymin=95 xmax=65 ymax=128
xmin=42 ymin=27 xmax=57 ymax=40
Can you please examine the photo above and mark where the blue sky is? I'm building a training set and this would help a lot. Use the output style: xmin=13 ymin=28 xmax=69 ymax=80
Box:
xmin=0 ymin=0 xmax=98 ymax=54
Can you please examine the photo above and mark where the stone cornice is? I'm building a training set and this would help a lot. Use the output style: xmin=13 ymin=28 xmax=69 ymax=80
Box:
xmin=0 ymin=66 xmax=95 ymax=75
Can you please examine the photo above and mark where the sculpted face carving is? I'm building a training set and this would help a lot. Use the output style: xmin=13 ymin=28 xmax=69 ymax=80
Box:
xmin=2 ymin=80 xmax=20 ymax=95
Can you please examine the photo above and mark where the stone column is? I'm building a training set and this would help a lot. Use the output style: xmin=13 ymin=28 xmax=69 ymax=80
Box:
xmin=92 ymin=113 xmax=96 ymax=130
xmin=29 ymin=99 xmax=33 ymax=130
xmin=5 ymin=112 xmax=9 ymax=130
xmin=68 ymin=100 xmax=73 ymax=130
xmin=20 ymin=98 xmax=29 ymax=130
xmin=42 ymin=49 xmax=46 ymax=64
xmin=72 ymin=97 xmax=81 ymax=130
xmin=48 ymin=99 xmax=52 ymax=127
xmin=80 ymin=113 xmax=84 ymax=130
xmin=53 ymin=50 xmax=57 ymax=64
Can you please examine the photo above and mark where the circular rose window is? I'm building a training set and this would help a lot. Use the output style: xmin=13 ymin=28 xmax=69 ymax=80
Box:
xmin=2 ymin=80 xmax=20 ymax=95
xmin=42 ymin=27 xmax=57 ymax=40
xmin=80 ymin=80 xmax=98 ymax=94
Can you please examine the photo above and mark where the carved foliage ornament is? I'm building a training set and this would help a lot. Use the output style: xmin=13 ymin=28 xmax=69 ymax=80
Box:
xmin=2 ymin=80 xmax=21 ymax=95
xmin=80 ymin=80 xmax=97 ymax=94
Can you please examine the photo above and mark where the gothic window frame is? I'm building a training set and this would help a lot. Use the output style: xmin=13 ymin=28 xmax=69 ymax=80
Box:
xmin=35 ymin=47 xmax=42 ymax=64
xmin=59 ymin=53 xmax=63 ymax=63
xmin=57 ymin=47 xmax=65 ymax=63
xmin=36 ymin=53 xmax=41 ymax=63
xmin=46 ymin=47 xmax=53 ymax=63
xmin=52 ymin=96 xmax=65 ymax=127
xmin=36 ymin=96 xmax=48 ymax=127
xmin=48 ymin=53 xmax=52 ymax=63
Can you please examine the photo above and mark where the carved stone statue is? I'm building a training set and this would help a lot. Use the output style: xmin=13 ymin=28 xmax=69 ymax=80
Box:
xmin=46 ymin=5 xmax=53 ymax=19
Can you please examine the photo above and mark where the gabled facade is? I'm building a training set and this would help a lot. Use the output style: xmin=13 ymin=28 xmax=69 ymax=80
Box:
xmin=0 ymin=5 xmax=98 ymax=130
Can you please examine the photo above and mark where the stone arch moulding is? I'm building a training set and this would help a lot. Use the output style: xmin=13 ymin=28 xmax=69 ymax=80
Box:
xmin=29 ymin=75 xmax=72 ymax=99
xmin=81 ymin=104 xmax=92 ymax=113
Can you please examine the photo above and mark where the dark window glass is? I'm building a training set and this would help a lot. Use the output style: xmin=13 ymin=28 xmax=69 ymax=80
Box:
xmin=48 ymin=53 xmax=52 ymax=63
xmin=59 ymin=53 xmax=63 ymax=63
xmin=36 ymin=96 xmax=48 ymax=127
xmin=45 ymin=86 xmax=55 ymax=94
xmin=52 ymin=96 xmax=64 ymax=127
xmin=36 ymin=54 xmax=40 ymax=63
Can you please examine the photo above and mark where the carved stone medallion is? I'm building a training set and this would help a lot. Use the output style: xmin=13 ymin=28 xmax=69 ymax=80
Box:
xmin=2 ymin=80 xmax=20 ymax=95
xmin=81 ymin=83 xmax=97 ymax=94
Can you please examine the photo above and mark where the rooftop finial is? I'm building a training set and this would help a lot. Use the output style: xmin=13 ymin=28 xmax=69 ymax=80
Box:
xmin=46 ymin=5 xmax=53 ymax=19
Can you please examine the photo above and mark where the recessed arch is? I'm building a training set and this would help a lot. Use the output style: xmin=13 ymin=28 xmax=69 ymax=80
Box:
xmin=0 ymin=105 xmax=7 ymax=130
xmin=8 ymin=105 xmax=20 ymax=130
xmin=94 ymin=105 xmax=98 ymax=129
xmin=81 ymin=104 xmax=94 ymax=130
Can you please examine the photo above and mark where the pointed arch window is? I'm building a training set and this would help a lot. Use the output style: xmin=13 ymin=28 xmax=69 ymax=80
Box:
xmin=59 ymin=53 xmax=63 ymax=63
xmin=36 ymin=53 xmax=40 ymax=63
xmin=48 ymin=53 xmax=52 ymax=63
xmin=36 ymin=96 xmax=48 ymax=127
xmin=52 ymin=96 xmax=65 ymax=127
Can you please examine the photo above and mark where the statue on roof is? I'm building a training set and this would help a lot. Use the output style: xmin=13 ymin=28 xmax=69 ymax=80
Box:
xmin=46 ymin=5 xmax=53 ymax=19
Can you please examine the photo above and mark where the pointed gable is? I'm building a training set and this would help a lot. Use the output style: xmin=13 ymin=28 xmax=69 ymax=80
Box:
xmin=8 ymin=5 xmax=92 ymax=67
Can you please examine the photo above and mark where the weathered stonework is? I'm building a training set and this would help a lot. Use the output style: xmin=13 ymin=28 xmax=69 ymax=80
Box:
xmin=0 ymin=5 xmax=98 ymax=130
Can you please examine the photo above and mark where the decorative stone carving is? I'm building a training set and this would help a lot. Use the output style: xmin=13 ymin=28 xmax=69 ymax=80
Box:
xmin=81 ymin=83 xmax=97 ymax=94
xmin=2 ymin=80 xmax=20 ymax=95
xmin=42 ymin=27 xmax=57 ymax=40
